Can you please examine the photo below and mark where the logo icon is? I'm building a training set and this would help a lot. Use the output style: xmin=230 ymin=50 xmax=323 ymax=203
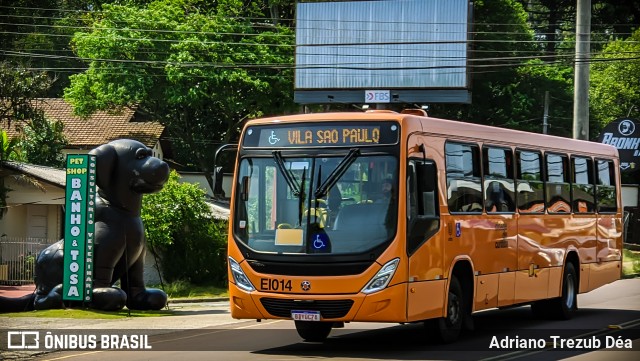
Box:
xmin=618 ymin=119 xmax=635 ymax=136
xmin=7 ymin=331 xmax=40 ymax=349
xmin=301 ymin=281 xmax=311 ymax=291
xmin=268 ymin=131 xmax=280 ymax=145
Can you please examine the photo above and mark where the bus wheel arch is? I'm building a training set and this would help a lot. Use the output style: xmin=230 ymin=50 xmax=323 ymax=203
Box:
xmin=426 ymin=259 xmax=474 ymax=343
xmin=531 ymin=252 xmax=579 ymax=320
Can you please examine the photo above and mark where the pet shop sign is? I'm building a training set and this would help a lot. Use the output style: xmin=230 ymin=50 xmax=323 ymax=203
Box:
xmin=63 ymin=155 xmax=97 ymax=302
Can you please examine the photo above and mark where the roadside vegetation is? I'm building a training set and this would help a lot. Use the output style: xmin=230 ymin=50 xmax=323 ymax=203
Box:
xmin=153 ymin=280 xmax=228 ymax=300
xmin=623 ymin=249 xmax=640 ymax=276
xmin=0 ymin=308 xmax=174 ymax=319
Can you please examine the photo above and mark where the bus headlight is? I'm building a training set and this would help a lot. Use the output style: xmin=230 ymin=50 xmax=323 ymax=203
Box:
xmin=229 ymin=256 xmax=255 ymax=292
xmin=361 ymin=258 xmax=400 ymax=294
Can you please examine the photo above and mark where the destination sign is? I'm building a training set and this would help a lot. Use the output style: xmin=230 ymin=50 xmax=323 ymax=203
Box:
xmin=242 ymin=122 xmax=399 ymax=148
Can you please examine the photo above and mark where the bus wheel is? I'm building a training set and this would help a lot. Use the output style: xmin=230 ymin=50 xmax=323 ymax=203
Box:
xmin=531 ymin=263 xmax=578 ymax=320
xmin=294 ymin=321 xmax=332 ymax=342
xmin=425 ymin=276 xmax=464 ymax=343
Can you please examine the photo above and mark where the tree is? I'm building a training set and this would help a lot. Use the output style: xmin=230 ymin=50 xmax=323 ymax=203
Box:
xmin=0 ymin=61 xmax=52 ymax=127
xmin=20 ymin=115 xmax=68 ymax=167
xmin=141 ymin=171 xmax=228 ymax=285
xmin=64 ymin=0 xmax=296 ymax=189
xmin=430 ymin=0 xmax=575 ymax=136
xmin=590 ymin=28 xmax=640 ymax=134
xmin=0 ymin=129 xmax=26 ymax=218
xmin=0 ymin=61 xmax=51 ymax=217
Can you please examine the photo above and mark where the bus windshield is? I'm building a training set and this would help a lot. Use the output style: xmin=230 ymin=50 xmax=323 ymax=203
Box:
xmin=233 ymin=153 xmax=398 ymax=255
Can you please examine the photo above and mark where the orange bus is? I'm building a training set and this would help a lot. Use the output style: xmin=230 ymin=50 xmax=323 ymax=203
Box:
xmin=226 ymin=109 xmax=622 ymax=343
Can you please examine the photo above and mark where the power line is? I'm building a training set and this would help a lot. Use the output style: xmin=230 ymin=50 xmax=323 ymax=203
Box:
xmin=0 ymin=17 xmax=636 ymax=40
xmin=0 ymin=4 xmax=637 ymax=29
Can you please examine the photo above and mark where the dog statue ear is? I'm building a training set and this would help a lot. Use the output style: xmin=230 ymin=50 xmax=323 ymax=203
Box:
xmin=89 ymin=144 xmax=117 ymax=190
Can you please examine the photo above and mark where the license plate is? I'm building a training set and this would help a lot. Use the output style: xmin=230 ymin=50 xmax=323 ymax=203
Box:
xmin=291 ymin=310 xmax=321 ymax=321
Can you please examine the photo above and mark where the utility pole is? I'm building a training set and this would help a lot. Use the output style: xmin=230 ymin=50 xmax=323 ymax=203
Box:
xmin=573 ymin=0 xmax=591 ymax=140
xmin=543 ymin=91 xmax=549 ymax=134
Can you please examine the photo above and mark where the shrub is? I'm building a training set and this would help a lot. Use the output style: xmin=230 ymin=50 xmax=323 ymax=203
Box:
xmin=142 ymin=171 xmax=228 ymax=285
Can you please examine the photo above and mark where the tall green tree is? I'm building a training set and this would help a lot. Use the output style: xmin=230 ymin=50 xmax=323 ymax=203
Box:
xmin=590 ymin=28 xmax=640 ymax=133
xmin=0 ymin=61 xmax=52 ymax=127
xmin=64 ymin=0 xmax=295 ymax=188
xmin=431 ymin=0 xmax=575 ymax=136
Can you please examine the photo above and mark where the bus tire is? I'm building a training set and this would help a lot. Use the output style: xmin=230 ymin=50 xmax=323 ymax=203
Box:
xmin=294 ymin=321 xmax=332 ymax=342
xmin=550 ymin=262 xmax=578 ymax=319
xmin=531 ymin=263 xmax=578 ymax=320
xmin=425 ymin=276 xmax=464 ymax=343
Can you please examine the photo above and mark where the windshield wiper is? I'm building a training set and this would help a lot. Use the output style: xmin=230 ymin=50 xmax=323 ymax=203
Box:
xmin=272 ymin=151 xmax=301 ymax=197
xmin=315 ymin=148 xmax=360 ymax=198
xmin=272 ymin=151 xmax=307 ymax=227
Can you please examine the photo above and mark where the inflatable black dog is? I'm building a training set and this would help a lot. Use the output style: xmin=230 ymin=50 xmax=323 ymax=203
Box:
xmin=0 ymin=139 xmax=170 ymax=312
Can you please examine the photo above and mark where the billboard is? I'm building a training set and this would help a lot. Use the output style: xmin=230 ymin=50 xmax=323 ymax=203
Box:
xmin=598 ymin=118 xmax=640 ymax=173
xmin=295 ymin=0 xmax=471 ymax=104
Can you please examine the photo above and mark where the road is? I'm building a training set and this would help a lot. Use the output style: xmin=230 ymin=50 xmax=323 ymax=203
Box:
xmin=3 ymin=278 xmax=639 ymax=361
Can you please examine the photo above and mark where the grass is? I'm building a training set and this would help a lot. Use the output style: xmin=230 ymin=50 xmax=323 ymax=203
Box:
xmin=1 ymin=308 xmax=174 ymax=318
xmin=623 ymin=249 xmax=640 ymax=276
xmin=0 ymin=281 xmax=228 ymax=319
xmin=153 ymin=280 xmax=228 ymax=300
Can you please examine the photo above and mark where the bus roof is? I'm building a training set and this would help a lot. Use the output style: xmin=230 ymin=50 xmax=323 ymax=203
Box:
xmin=245 ymin=110 xmax=618 ymax=158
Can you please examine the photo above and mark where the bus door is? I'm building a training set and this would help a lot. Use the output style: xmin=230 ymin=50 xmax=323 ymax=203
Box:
xmin=476 ymin=146 xmax=518 ymax=310
xmin=406 ymin=138 xmax=444 ymax=321
xmin=444 ymin=143 xmax=518 ymax=311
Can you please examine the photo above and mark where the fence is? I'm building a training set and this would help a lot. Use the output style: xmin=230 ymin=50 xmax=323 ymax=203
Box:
xmin=0 ymin=237 xmax=58 ymax=285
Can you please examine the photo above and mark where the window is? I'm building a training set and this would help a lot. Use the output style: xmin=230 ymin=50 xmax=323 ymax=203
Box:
xmin=516 ymin=150 xmax=545 ymax=213
xmin=545 ymin=153 xmax=571 ymax=213
xmin=446 ymin=142 xmax=482 ymax=213
xmin=596 ymin=160 xmax=617 ymax=213
xmin=483 ymin=146 xmax=515 ymax=213
xmin=571 ymin=156 xmax=595 ymax=213
xmin=407 ymin=160 xmax=439 ymax=254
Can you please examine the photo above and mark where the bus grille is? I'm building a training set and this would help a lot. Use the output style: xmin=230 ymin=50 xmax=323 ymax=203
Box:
xmin=260 ymin=298 xmax=354 ymax=319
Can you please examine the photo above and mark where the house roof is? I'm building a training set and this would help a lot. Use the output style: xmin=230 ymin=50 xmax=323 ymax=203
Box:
xmin=2 ymin=98 xmax=165 ymax=149
xmin=1 ymin=161 xmax=66 ymax=188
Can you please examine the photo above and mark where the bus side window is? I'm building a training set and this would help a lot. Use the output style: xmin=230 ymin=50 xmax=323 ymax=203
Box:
xmin=516 ymin=150 xmax=545 ymax=213
xmin=545 ymin=153 xmax=571 ymax=213
xmin=407 ymin=159 xmax=440 ymax=255
xmin=571 ymin=156 xmax=595 ymax=213
xmin=483 ymin=146 xmax=515 ymax=213
xmin=596 ymin=159 xmax=617 ymax=213
xmin=446 ymin=142 xmax=482 ymax=213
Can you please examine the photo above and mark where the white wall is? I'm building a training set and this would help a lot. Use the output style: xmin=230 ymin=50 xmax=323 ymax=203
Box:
xmin=622 ymin=185 xmax=638 ymax=208
xmin=177 ymin=172 xmax=233 ymax=199
xmin=1 ymin=178 xmax=64 ymax=239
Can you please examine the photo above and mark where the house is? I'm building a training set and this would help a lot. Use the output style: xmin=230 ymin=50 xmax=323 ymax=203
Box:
xmin=0 ymin=161 xmax=65 ymax=283
xmin=0 ymin=98 xmax=167 ymax=283
xmin=2 ymin=98 xmax=230 ymax=196
xmin=0 ymin=161 xmax=65 ymax=241
xmin=0 ymin=98 xmax=230 ymax=283
xmin=2 ymin=98 xmax=168 ymax=159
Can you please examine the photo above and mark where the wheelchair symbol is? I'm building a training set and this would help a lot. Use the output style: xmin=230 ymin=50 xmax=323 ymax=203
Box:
xmin=313 ymin=234 xmax=325 ymax=249
xmin=268 ymin=131 xmax=280 ymax=145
